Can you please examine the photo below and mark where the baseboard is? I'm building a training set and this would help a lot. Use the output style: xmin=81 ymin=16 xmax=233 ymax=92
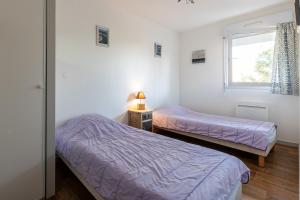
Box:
xmin=277 ymin=140 xmax=299 ymax=148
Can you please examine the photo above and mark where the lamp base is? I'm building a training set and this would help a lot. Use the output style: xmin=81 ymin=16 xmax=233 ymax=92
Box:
xmin=137 ymin=104 xmax=145 ymax=110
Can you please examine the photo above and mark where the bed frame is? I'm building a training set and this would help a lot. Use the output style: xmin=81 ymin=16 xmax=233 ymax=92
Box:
xmin=153 ymin=126 xmax=277 ymax=168
xmin=58 ymin=154 xmax=105 ymax=200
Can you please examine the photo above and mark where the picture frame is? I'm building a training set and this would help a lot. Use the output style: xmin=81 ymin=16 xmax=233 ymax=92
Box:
xmin=154 ymin=43 xmax=162 ymax=57
xmin=96 ymin=25 xmax=109 ymax=47
xmin=192 ymin=50 xmax=206 ymax=64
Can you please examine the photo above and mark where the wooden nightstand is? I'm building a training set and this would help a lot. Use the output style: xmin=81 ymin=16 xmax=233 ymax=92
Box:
xmin=128 ymin=109 xmax=153 ymax=132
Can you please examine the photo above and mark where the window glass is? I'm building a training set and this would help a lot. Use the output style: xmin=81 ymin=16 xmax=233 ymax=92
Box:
xmin=231 ymin=32 xmax=276 ymax=85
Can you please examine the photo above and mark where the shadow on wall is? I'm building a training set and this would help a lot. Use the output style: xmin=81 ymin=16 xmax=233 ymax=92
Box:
xmin=0 ymin=162 xmax=44 ymax=199
xmin=127 ymin=92 xmax=136 ymax=102
xmin=114 ymin=92 xmax=137 ymax=124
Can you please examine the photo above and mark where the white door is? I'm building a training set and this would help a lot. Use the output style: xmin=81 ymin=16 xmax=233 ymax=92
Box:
xmin=0 ymin=0 xmax=45 ymax=199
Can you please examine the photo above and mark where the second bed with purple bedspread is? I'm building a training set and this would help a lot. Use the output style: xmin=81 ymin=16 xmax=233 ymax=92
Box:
xmin=153 ymin=106 xmax=276 ymax=151
xmin=56 ymin=114 xmax=249 ymax=200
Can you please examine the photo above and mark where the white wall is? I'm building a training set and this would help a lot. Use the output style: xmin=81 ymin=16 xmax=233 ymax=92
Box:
xmin=56 ymin=0 xmax=179 ymax=125
xmin=179 ymin=3 xmax=299 ymax=144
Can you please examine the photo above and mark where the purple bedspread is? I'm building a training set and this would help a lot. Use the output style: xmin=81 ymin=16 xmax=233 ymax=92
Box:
xmin=56 ymin=114 xmax=250 ymax=200
xmin=153 ymin=106 xmax=276 ymax=151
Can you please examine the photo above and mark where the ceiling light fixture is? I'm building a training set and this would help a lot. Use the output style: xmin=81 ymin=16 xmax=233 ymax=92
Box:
xmin=178 ymin=0 xmax=195 ymax=4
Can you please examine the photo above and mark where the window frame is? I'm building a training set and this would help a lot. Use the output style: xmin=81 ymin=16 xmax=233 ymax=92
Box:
xmin=224 ymin=30 xmax=276 ymax=89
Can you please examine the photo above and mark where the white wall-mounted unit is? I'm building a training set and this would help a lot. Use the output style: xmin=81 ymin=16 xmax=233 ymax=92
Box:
xmin=236 ymin=102 xmax=269 ymax=121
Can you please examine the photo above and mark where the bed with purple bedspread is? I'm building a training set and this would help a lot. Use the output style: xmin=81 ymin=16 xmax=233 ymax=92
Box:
xmin=56 ymin=114 xmax=250 ymax=200
xmin=153 ymin=106 xmax=276 ymax=151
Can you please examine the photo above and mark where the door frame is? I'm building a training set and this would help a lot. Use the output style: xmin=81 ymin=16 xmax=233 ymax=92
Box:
xmin=45 ymin=0 xmax=56 ymax=198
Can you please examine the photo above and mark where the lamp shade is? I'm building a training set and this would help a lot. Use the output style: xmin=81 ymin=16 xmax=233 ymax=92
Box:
xmin=136 ymin=91 xmax=146 ymax=99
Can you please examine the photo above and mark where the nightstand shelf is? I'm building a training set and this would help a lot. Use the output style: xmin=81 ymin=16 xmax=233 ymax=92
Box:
xmin=142 ymin=119 xmax=152 ymax=123
xmin=128 ymin=109 xmax=153 ymax=132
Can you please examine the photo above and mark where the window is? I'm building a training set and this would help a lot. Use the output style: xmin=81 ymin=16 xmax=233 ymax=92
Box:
xmin=225 ymin=31 xmax=276 ymax=88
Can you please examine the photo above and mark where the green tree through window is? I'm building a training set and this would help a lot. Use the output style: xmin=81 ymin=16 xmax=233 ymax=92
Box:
xmin=240 ymin=48 xmax=273 ymax=83
xmin=255 ymin=49 xmax=273 ymax=82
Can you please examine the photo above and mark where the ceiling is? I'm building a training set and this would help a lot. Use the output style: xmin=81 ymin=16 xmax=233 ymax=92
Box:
xmin=105 ymin=0 xmax=290 ymax=32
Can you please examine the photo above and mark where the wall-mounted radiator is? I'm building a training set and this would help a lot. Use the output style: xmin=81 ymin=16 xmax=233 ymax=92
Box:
xmin=235 ymin=102 xmax=269 ymax=121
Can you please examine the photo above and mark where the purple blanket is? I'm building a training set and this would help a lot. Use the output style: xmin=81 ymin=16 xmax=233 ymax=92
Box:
xmin=153 ymin=106 xmax=276 ymax=151
xmin=56 ymin=114 xmax=249 ymax=200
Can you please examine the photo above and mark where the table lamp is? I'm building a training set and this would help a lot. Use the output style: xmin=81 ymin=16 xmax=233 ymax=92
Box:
xmin=136 ymin=91 xmax=146 ymax=110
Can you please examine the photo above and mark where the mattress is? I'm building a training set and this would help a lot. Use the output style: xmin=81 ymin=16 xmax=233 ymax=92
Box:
xmin=56 ymin=114 xmax=250 ymax=200
xmin=153 ymin=106 xmax=276 ymax=151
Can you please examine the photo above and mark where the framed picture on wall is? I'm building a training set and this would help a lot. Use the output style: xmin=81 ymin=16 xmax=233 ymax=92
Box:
xmin=192 ymin=50 xmax=206 ymax=64
xmin=154 ymin=43 xmax=162 ymax=57
xmin=96 ymin=25 xmax=109 ymax=47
